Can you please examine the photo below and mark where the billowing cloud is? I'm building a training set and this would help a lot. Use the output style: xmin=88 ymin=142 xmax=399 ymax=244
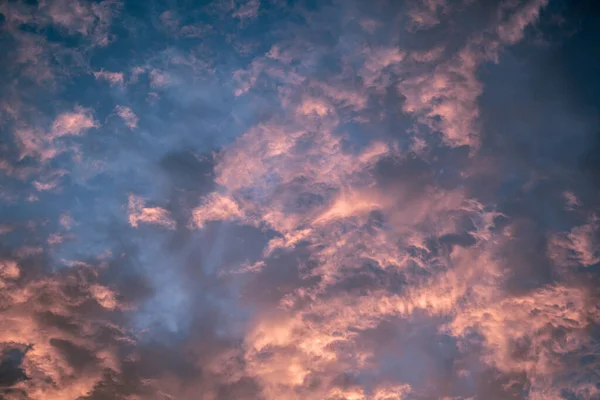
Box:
xmin=1 ymin=0 xmax=599 ymax=399
xmin=448 ymin=284 xmax=600 ymax=398
xmin=0 ymin=261 xmax=126 ymax=399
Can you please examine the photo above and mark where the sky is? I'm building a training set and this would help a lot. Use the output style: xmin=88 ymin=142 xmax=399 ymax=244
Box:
xmin=0 ymin=0 xmax=599 ymax=399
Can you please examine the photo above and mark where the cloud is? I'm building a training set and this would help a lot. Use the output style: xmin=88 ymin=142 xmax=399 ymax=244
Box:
xmin=149 ymin=69 xmax=171 ymax=88
xmin=192 ymin=193 xmax=243 ymax=228
xmin=398 ymin=0 xmax=549 ymax=148
xmin=548 ymin=215 xmax=600 ymax=268
xmin=447 ymin=285 xmax=600 ymax=398
xmin=42 ymin=0 xmax=121 ymax=46
xmin=115 ymin=105 xmax=138 ymax=129
xmin=127 ymin=195 xmax=176 ymax=230
xmin=51 ymin=106 xmax=98 ymax=138
xmin=406 ymin=0 xmax=448 ymax=31
xmin=32 ymin=170 xmax=68 ymax=192
xmin=89 ymin=284 xmax=118 ymax=309
xmin=0 ymin=262 xmax=127 ymax=399
xmin=12 ymin=107 xmax=97 ymax=163
xmin=0 ymin=0 xmax=598 ymax=398
xmin=93 ymin=69 xmax=124 ymax=86
xmin=59 ymin=213 xmax=75 ymax=230
xmin=14 ymin=127 xmax=61 ymax=162
xmin=159 ymin=10 xmax=211 ymax=38
xmin=232 ymin=0 xmax=260 ymax=21
xmin=0 ymin=259 xmax=20 ymax=288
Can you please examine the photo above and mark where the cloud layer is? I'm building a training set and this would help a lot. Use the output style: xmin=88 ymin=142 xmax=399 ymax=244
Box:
xmin=1 ymin=0 xmax=599 ymax=399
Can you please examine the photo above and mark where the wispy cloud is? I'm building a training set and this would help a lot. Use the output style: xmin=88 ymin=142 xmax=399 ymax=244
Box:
xmin=93 ymin=69 xmax=125 ymax=86
xmin=114 ymin=105 xmax=138 ymax=128
xmin=128 ymin=194 xmax=176 ymax=229
xmin=51 ymin=106 xmax=98 ymax=138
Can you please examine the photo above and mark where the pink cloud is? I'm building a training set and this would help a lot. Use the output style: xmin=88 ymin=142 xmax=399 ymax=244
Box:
xmin=232 ymin=0 xmax=260 ymax=20
xmin=406 ymin=0 xmax=448 ymax=31
xmin=93 ymin=69 xmax=124 ymax=86
xmin=114 ymin=105 xmax=138 ymax=129
xmin=1 ymin=0 xmax=594 ymax=398
xmin=127 ymin=194 xmax=176 ymax=230
xmin=51 ymin=106 xmax=98 ymax=138
xmin=0 ymin=264 xmax=125 ymax=399
xmin=43 ymin=0 xmax=121 ymax=46
xmin=397 ymin=0 xmax=548 ymax=148
xmin=549 ymin=215 xmax=600 ymax=268
xmin=192 ymin=193 xmax=244 ymax=228
xmin=149 ymin=69 xmax=171 ymax=88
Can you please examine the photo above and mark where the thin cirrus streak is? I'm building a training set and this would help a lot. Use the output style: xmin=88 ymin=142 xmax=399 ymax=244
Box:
xmin=0 ymin=0 xmax=599 ymax=399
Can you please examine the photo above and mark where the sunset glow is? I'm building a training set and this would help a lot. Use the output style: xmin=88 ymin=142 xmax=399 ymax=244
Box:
xmin=1 ymin=1 xmax=599 ymax=399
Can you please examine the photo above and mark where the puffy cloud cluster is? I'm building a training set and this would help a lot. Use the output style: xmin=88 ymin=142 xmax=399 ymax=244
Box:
xmin=13 ymin=107 xmax=98 ymax=163
xmin=0 ymin=259 xmax=126 ymax=399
